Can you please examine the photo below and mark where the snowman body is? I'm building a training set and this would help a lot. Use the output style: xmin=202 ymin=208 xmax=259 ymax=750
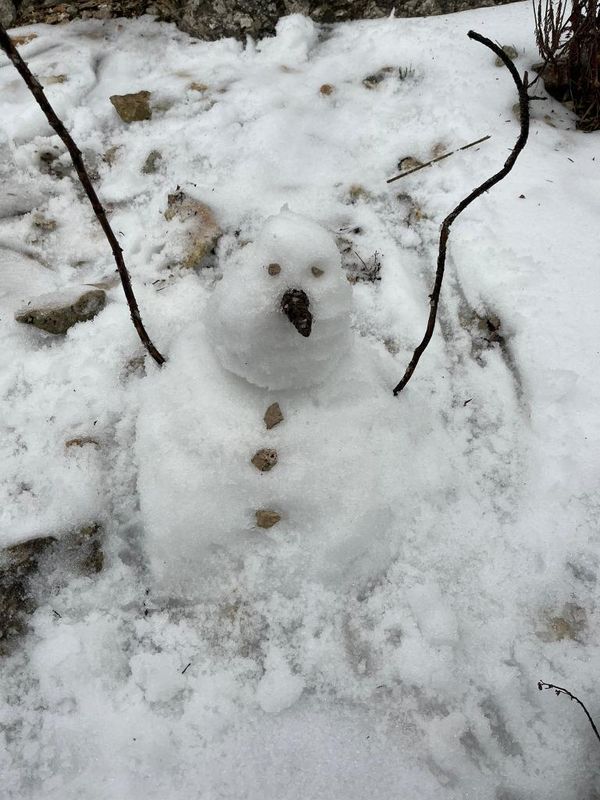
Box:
xmin=136 ymin=211 xmax=399 ymax=599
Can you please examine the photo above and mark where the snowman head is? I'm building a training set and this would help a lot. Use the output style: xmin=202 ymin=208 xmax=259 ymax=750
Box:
xmin=206 ymin=209 xmax=352 ymax=390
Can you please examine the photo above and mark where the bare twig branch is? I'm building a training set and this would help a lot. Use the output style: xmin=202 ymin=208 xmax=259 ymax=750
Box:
xmin=538 ymin=680 xmax=600 ymax=745
xmin=392 ymin=31 xmax=530 ymax=396
xmin=0 ymin=25 xmax=166 ymax=366
xmin=387 ymin=135 xmax=491 ymax=183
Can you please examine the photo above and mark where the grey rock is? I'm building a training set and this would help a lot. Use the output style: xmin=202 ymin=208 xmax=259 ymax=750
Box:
xmin=164 ymin=191 xmax=222 ymax=268
xmin=0 ymin=524 xmax=104 ymax=652
xmin=494 ymin=44 xmax=518 ymax=66
xmin=142 ymin=149 xmax=162 ymax=174
xmin=15 ymin=0 xmax=521 ymax=41
xmin=109 ymin=90 xmax=152 ymax=123
xmin=0 ymin=0 xmax=15 ymax=27
xmin=15 ymin=287 xmax=106 ymax=334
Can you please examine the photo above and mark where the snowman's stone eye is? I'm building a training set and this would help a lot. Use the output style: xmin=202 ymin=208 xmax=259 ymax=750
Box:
xmin=267 ymin=263 xmax=281 ymax=276
xmin=311 ymin=266 xmax=324 ymax=277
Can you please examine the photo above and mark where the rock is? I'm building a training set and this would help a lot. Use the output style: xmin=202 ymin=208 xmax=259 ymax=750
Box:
xmin=255 ymin=509 xmax=281 ymax=529
xmin=189 ymin=81 xmax=209 ymax=92
xmin=264 ymin=402 xmax=284 ymax=429
xmin=42 ymin=74 xmax=68 ymax=86
xmin=311 ymin=266 xmax=324 ymax=277
xmin=10 ymin=32 xmax=37 ymax=46
xmin=15 ymin=1 xmax=522 ymax=40
xmin=319 ymin=83 xmax=335 ymax=96
xmin=0 ymin=536 xmax=55 ymax=652
xmin=109 ymin=91 xmax=152 ymax=123
xmin=37 ymin=147 xmax=70 ymax=178
xmin=32 ymin=214 xmax=58 ymax=232
xmin=495 ymin=44 xmax=518 ymax=66
xmin=0 ymin=0 xmax=15 ymax=27
xmin=103 ymin=144 xmax=122 ymax=166
xmin=267 ymin=262 xmax=281 ymax=276
xmin=65 ymin=436 xmax=99 ymax=448
xmin=348 ymin=184 xmax=370 ymax=202
xmin=539 ymin=602 xmax=587 ymax=642
xmin=66 ymin=523 xmax=104 ymax=574
xmin=251 ymin=448 xmax=278 ymax=472
xmin=3 ymin=536 xmax=57 ymax=570
xmin=397 ymin=156 xmax=423 ymax=172
xmin=0 ymin=573 xmax=32 ymax=651
xmin=15 ymin=287 xmax=106 ymax=334
xmin=164 ymin=191 xmax=222 ymax=268
xmin=142 ymin=149 xmax=162 ymax=174
xmin=363 ymin=66 xmax=396 ymax=89
xmin=0 ymin=524 xmax=103 ymax=651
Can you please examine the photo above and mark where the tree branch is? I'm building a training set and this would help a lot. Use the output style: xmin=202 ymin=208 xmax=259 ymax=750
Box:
xmin=538 ymin=680 xmax=600 ymax=745
xmin=393 ymin=31 xmax=530 ymax=396
xmin=386 ymin=134 xmax=491 ymax=184
xmin=0 ymin=24 xmax=166 ymax=366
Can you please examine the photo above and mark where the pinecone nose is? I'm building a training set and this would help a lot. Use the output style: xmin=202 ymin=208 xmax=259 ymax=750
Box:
xmin=281 ymin=289 xmax=312 ymax=337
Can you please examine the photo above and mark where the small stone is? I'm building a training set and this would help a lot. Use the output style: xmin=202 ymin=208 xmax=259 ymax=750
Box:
xmin=255 ymin=510 xmax=281 ymax=529
xmin=109 ymin=91 xmax=152 ymax=123
xmin=251 ymin=448 xmax=278 ymax=472
xmin=42 ymin=74 xmax=67 ymax=86
xmin=362 ymin=67 xmax=395 ymax=89
xmin=540 ymin=603 xmax=587 ymax=642
xmin=68 ymin=523 xmax=104 ymax=574
xmin=495 ymin=45 xmax=518 ymax=67
xmin=142 ymin=150 xmax=162 ymax=174
xmin=164 ymin=191 xmax=222 ymax=268
xmin=398 ymin=156 xmax=423 ymax=172
xmin=264 ymin=402 xmax=283 ymax=429
xmin=32 ymin=214 xmax=57 ymax=232
xmin=15 ymin=287 xmax=106 ymax=334
xmin=319 ymin=83 xmax=334 ymax=96
xmin=267 ymin=262 xmax=281 ymax=276
xmin=65 ymin=437 xmax=99 ymax=448
xmin=103 ymin=145 xmax=122 ymax=166
xmin=311 ymin=266 xmax=324 ymax=277
xmin=348 ymin=184 xmax=368 ymax=202
xmin=189 ymin=81 xmax=209 ymax=92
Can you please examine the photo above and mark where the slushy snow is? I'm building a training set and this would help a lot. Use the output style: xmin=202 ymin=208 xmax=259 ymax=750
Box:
xmin=1 ymin=5 xmax=600 ymax=800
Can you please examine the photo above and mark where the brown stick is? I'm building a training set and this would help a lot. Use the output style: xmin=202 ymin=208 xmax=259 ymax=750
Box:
xmin=0 ymin=25 xmax=166 ymax=366
xmin=538 ymin=681 xmax=600 ymax=745
xmin=387 ymin=135 xmax=491 ymax=184
xmin=393 ymin=31 xmax=530 ymax=396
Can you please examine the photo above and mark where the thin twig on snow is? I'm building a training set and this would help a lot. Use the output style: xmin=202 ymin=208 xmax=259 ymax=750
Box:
xmin=392 ymin=30 xmax=530 ymax=396
xmin=538 ymin=680 xmax=600 ymax=745
xmin=386 ymin=134 xmax=491 ymax=183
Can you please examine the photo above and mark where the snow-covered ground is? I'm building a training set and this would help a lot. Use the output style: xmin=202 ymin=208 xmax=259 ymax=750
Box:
xmin=1 ymin=3 xmax=600 ymax=797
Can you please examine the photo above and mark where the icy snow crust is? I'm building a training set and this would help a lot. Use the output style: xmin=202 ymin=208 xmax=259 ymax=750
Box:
xmin=1 ymin=5 xmax=600 ymax=799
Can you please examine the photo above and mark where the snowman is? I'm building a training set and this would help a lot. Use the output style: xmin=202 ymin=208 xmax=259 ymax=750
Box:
xmin=136 ymin=209 xmax=400 ymax=600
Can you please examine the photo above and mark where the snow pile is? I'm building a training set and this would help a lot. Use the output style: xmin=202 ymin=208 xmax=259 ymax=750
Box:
xmin=0 ymin=4 xmax=599 ymax=800
xmin=207 ymin=208 xmax=352 ymax=390
xmin=137 ymin=209 xmax=396 ymax=597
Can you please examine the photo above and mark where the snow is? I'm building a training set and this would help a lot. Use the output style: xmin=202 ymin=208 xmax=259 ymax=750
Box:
xmin=1 ymin=3 xmax=600 ymax=799
xmin=206 ymin=208 xmax=352 ymax=390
